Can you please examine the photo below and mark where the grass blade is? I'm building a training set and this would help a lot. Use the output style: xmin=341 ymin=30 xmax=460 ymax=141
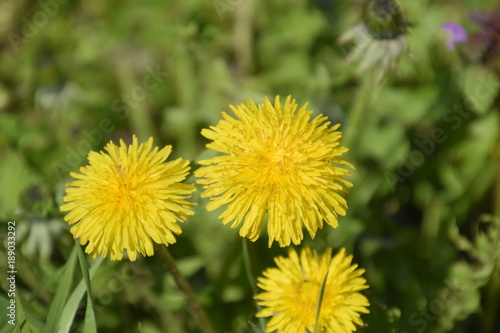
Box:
xmin=58 ymin=255 xmax=104 ymax=333
xmin=313 ymin=271 xmax=329 ymax=333
xmin=44 ymin=246 xmax=77 ymax=333
xmin=75 ymin=242 xmax=97 ymax=333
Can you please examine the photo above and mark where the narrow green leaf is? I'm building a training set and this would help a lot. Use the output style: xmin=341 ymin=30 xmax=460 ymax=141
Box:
xmin=1 ymin=294 xmax=44 ymax=333
xmin=14 ymin=313 xmax=25 ymax=333
xmin=313 ymin=271 xmax=329 ymax=333
xmin=44 ymin=246 xmax=77 ymax=333
xmin=75 ymin=242 xmax=97 ymax=333
xmin=58 ymin=255 xmax=104 ymax=333
xmin=22 ymin=312 xmax=45 ymax=333
xmin=17 ymin=295 xmax=44 ymax=333
xmin=83 ymin=284 xmax=97 ymax=333
xmin=22 ymin=310 xmax=44 ymax=333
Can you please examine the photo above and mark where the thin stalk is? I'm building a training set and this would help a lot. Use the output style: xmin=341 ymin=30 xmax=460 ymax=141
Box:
xmin=154 ymin=244 xmax=216 ymax=333
xmin=242 ymin=239 xmax=267 ymax=331
xmin=313 ymin=271 xmax=329 ymax=333
xmin=343 ymin=73 xmax=379 ymax=149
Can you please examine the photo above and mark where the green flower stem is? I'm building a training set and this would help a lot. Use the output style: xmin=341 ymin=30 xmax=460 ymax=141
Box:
xmin=343 ymin=74 xmax=377 ymax=149
xmin=242 ymin=239 xmax=267 ymax=331
xmin=154 ymin=244 xmax=216 ymax=333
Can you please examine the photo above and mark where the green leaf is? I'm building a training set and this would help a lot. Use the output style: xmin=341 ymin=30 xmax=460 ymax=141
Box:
xmin=17 ymin=294 xmax=45 ymax=333
xmin=462 ymin=65 xmax=499 ymax=115
xmin=0 ymin=295 xmax=16 ymax=333
xmin=1 ymin=293 xmax=45 ymax=333
xmin=44 ymin=246 xmax=77 ymax=333
xmin=58 ymin=255 xmax=104 ymax=333
xmin=76 ymin=242 xmax=97 ymax=333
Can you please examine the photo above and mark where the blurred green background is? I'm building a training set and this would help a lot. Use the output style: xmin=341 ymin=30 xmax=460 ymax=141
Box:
xmin=1 ymin=0 xmax=500 ymax=332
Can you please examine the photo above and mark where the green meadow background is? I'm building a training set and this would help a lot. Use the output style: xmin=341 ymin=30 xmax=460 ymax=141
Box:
xmin=1 ymin=0 xmax=500 ymax=332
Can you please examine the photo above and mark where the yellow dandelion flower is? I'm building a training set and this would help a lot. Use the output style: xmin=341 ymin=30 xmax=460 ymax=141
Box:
xmin=256 ymin=246 xmax=370 ymax=333
xmin=195 ymin=96 xmax=353 ymax=247
xmin=60 ymin=135 xmax=195 ymax=261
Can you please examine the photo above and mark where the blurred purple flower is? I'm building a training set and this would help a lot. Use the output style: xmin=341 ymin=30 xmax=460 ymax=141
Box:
xmin=442 ymin=22 xmax=468 ymax=50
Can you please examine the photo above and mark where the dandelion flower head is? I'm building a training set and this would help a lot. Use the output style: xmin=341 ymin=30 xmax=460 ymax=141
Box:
xmin=60 ymin=135 xmax=195 ymax=261
xmin=256 ymin=246 xmax=370 ymax=333
xmin=196 ymin=96 xmax=353 ymax=247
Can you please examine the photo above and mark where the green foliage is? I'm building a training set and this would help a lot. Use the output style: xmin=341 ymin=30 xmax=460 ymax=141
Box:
xmin=45 ymin=246 xmax=77 ymax=333
xmin=1 ymin=0 xmax=500 ymax=332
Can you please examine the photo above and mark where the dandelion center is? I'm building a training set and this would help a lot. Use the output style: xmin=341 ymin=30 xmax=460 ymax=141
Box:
xmin=112 ymin=166 xmax=144 ymax=210
xmin=254 ymin=139 xmax=300 ymax=185
xmin=294 ymin=280 xmax=322 ymax=313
